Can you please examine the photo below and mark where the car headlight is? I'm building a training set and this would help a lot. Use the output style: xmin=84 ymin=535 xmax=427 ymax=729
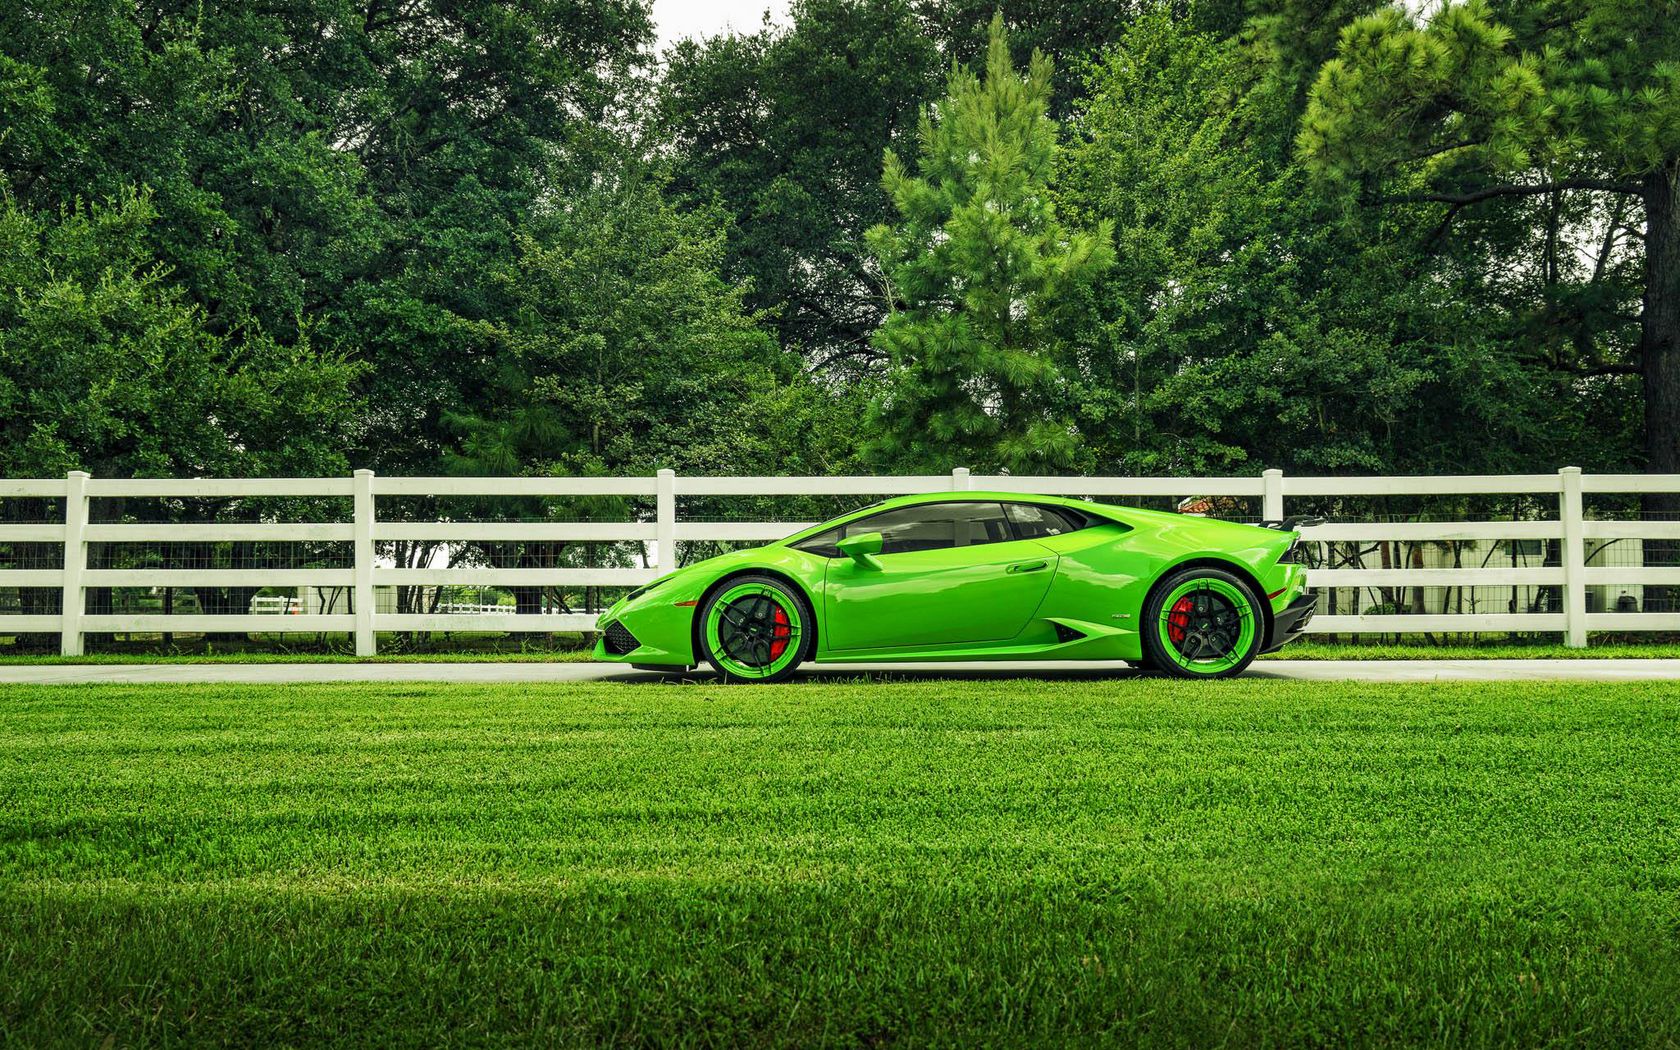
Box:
xmin=624 ymin=572 xmax=677 ymax=603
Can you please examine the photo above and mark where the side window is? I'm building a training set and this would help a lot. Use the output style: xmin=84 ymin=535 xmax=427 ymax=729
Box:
xmin=792 ymin=503 xmax=1013 ymax=557
xmin=1004 ymin=503 xmax=1087 ymax=539
xmin=791 ymin=527 xmax=843 ymax=558
xmin=867 ymin=502 xmax=1011 ymax=553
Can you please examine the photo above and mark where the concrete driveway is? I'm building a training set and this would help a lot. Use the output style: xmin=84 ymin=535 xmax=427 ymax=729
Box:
xmin=3 ymin=659 xmax=1679 ymax=685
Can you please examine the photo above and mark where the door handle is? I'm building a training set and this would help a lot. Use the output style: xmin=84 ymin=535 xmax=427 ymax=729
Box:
xmin=1007 ymin=560 xmax=1048 ymax=574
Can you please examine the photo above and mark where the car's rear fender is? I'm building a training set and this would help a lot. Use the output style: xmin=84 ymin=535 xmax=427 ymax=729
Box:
xmin=1154 ymin=555 xmax=1275 ymax=642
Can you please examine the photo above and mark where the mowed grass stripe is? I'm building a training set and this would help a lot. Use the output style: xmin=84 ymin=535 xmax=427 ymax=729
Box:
xmin=1 ymin=680 xmax=1678 ymax=1048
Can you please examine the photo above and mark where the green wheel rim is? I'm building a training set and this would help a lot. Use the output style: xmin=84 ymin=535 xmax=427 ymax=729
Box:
xmin=1156 ymin=577 xmax=1256 ymax=675
xmin=705 ymin=582 xmax=804 ymax=679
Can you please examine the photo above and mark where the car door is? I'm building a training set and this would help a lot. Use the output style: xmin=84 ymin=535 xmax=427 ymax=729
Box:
xmin=816 ymin=502 xmax=1059 ymax=651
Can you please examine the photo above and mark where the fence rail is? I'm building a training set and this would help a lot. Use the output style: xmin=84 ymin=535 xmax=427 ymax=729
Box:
xmin=2 ymin=467 xmax=1678 ymax=655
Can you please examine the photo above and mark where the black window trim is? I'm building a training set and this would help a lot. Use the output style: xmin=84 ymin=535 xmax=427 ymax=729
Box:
xmin=792 ymin=498 xmax=1093 ymax=558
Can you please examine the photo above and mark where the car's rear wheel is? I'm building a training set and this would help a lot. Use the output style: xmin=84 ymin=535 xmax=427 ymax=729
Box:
xmin=698 ymin=575 xmax=813 ymax=683
xmin=1141 ymin=567 xmax=1263 ymax=679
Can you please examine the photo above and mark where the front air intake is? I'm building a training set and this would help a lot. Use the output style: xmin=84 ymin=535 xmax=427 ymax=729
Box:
xmin=603 ymin=621 xmax=640 ymax=655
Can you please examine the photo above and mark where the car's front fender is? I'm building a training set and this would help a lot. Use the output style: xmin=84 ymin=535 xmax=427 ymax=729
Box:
xmin=594 ymin=545 xmax=827 ymax=666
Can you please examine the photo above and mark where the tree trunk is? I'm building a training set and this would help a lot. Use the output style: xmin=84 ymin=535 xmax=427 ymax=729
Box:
xmin=1642 ymin=158 xmax=1680 ymax=615
xmin=513 ymin=587 xmax=543 ymax=616
xmin=509 ymin=537 xmax=555 ymax=640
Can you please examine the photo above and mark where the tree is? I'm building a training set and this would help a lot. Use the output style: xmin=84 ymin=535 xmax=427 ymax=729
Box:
xmin=0 ymin=188 xmax=358 ymax=479
xmin=867 ymin=15 xmax=1113 ymax=473
xmin=453 ymin=165 xmax=826 ymax=479
xmin=1061 ymin=8 xmax=1630 ymax=478
xmin=440 ymin=158 xmax=855 ymax=618
xmin=1297 ymin=1 xmax=1678 ymax=479
xmin=323 ymin=0 xmax=656 ymax=473
xmin=659 ymin=0 xmax=941 ymax=373
xmin=0 ymin=187 xmax=362 ymax=645
xmin=0 ymin=0 xmax=656 ymax=476
xmin=913 ymin=0 xmax=1142 ymax=115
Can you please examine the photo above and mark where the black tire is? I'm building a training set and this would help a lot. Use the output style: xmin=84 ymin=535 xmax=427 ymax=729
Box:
xmin=1139 ymin=566 xmax=1265 ymax=680
xmin=697 ymin=574 xmax=815 ymax=684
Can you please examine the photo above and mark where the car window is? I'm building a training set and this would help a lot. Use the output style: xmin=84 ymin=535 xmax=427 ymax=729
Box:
xmin=791 ymin=526 xmax=843 ymax=558
xmin=866 ymin=502 xmax=1012 ymax=553
xmin=791 ymin=502 xmax=1013 ymax=557
xmin=1004 ymin=503 xmax=1087 ymax=539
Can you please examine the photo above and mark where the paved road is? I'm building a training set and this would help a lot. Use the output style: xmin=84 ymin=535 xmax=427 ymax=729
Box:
xmin=2 ymin=659 xmax=1679 ymax=685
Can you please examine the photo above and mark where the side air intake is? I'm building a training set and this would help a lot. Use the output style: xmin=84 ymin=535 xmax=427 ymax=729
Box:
xmin=1053 ymin=622 xmax=1085 ymax=644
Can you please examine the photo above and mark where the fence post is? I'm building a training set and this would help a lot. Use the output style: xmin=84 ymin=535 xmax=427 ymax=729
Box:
xmin=656 ymin=469 xmax=676 ymax=570
xmin=1559 ymin=466 xmax=1587 ymax=648
xmin=951 ymin=467 xmax=970 ymax=491
xmin=353 ymin=468 xmax=376 ymax=656
xmin=1262 ymin=468 xmax=1285 ymax=523
xmin=59 ymin=470 xmax=90 ymax=656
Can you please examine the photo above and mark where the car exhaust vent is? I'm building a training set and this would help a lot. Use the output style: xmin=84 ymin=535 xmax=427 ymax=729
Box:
xmin=603 ymin=621 xmax=640 ymax=655
xmin=1053 ymin=623 xmax=1085 ymax=644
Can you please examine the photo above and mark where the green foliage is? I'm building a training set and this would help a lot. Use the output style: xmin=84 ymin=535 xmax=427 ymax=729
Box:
xmin=0 ymin=0 xmax=660 ymax=478
xmin=1060 ymin=7 xmax=1639 ymax=475
xmin=660 ymin=0 xmax=941 ymax=370
xmin=914 ymin=0 xmax=1143 ymax=114
xmin=1295 ymin=0 xmax=1670 ymax=473
xmin=867 ymin=15 xmax=1114 ymax=472
xmin=447 ymin=160 xmax=855 ymax=478
xmin=1299 ymin=1 xmax=1680 ymax=184
xmin=0 ymin=0 xmax=1671 ymax=489
xmin=0 ymin=190 xmax=359 ymax=477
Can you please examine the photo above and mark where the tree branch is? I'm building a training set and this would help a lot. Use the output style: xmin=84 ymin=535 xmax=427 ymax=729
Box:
xmin=1573 ymin=362 xmax=1641 ymax=378
xmin=1403 ymin=138 xmax=1485 ymax=164
xmin=807 ymin=342 xmax=886 ymax=374
xmin=1382 ymin=179 xmax=1643 ymax=207
xmin=1592 ymin=195 xmax=1630 ymax=285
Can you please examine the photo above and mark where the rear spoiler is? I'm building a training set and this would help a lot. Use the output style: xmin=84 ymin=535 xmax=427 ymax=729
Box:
xmin=1261 ymin=515 xmax=1325 ymax=531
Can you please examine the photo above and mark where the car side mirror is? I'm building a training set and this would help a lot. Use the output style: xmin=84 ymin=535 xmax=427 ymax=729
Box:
xmin=836 ymin=531 xmax=883 ymax=570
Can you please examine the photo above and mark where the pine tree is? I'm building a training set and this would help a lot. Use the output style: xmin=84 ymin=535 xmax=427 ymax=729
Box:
xmin=1297 ymin=1 xmax=1680 ymax=480
xmin=866 ymin=13 xmax=1113 ymax=473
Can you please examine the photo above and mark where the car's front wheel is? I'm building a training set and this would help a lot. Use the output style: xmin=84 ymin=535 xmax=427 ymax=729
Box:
xmin=1140 ymin=567 xmax=1264 ymax=679
xmin=698 ymin=575 xmax=813 ymax=683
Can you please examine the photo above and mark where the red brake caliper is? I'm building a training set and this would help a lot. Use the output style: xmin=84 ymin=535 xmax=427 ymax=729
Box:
xmin=1167 ymin=596 xmax=1194 ymax=644
xmin=768 ymin=604 xmax=791 ymax=660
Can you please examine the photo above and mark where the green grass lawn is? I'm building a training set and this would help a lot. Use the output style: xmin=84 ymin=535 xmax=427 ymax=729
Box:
xmin=2 ymin=680 xmax=1678 ymax=1047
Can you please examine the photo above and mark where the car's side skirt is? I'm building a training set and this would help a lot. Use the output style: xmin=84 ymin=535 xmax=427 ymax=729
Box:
xmin=811 ymin=618 xmax=1139 ymax=664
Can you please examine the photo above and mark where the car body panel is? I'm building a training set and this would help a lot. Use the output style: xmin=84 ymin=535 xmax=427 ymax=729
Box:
xmin=822 ymin=537 xmax=1059 ymax=650
xmin=593 ymin=490 xmax=1311 ymax=670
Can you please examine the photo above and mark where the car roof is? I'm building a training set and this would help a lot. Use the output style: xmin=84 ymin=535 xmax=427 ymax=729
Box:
xmin=814 ymin=490 xmax=1131 ymax=527
xmin=868 ymin=490 xmax=1100 ymax=510
xmin=770 ymin=490 xmax=1120 ymax=547
xmin=771 ymin=488 xmax=1283 ymax=547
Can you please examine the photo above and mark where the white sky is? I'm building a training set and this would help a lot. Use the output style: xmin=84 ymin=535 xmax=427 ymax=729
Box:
xmin=653 ymin=0 xmax=793 ymax=52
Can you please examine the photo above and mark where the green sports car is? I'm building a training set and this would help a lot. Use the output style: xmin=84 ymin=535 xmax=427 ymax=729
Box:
xmin=594 ymin=492 xmax=1317 ymax=681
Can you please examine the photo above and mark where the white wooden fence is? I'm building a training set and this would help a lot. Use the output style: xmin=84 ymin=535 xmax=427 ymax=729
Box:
xmin=2 ymin=467 xmax=1677 ymax=655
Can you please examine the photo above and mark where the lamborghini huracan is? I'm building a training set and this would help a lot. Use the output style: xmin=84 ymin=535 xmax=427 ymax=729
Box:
xmin=594 ymin=492 xmax=1317 ymax=681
